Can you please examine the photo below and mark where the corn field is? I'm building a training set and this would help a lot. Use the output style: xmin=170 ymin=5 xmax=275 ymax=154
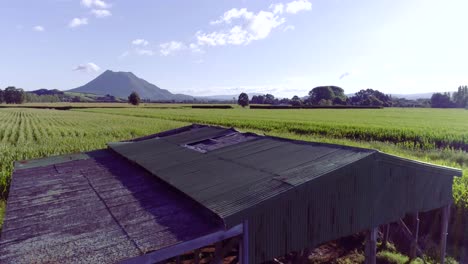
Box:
xmin=0 ymin=108 xmax=187 ymax=198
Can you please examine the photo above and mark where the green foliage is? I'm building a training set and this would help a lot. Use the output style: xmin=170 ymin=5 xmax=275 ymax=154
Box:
xmin=308 ymin=86 xmax=345 ymax=104
xmin=310 ymin=86 xmax=334 ymax=101
xmin=431 ymin=93 xmax=453 ymax=108
xmin=376 ymin=250 xmax=409 ymax=264
xmin=291 ymin=95 xmax=302 ymax=106
xmin=0 ymin=89 xmax=4 ymax=104
xmin=25 ymin=93 xmax=61 ymax=103
xmin=350 ymin=89 xmax=392 ymax=107
xmin=128 ymin=91 xmax=141 ymax=105
xmin=3 ymin=86 xmax=25 ymax=104
xmin=453 ymin=85 xmax=468 ymax=108
xmin=237 ymin=92 xmax=249 ymax=107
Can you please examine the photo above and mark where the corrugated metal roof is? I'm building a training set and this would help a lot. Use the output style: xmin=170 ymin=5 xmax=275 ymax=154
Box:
xmin=108 ymin=126 xmax=377 ymax=224
xmin=109 ymin=124 xmax=462 ymax=263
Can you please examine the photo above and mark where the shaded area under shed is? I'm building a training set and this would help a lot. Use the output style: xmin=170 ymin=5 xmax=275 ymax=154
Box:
xmin=0 ymin=124 xmax=462 ymax=264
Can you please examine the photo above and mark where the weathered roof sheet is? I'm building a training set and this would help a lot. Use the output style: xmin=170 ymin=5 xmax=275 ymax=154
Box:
xmin=108 ymin=125 xmax=378 ymax=226
xmin=0 ymin=150 xmax=222 ymax=264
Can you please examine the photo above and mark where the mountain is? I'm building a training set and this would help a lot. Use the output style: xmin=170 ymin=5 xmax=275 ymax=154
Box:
xmin=68 ymin=70 xmax=193 ymax=101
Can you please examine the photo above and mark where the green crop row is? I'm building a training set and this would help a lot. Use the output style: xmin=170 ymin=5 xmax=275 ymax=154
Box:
xmin=76 ymin=107 xmax=468 ymax=152
xmin=0 ymin=108 xmax=188 ymax=198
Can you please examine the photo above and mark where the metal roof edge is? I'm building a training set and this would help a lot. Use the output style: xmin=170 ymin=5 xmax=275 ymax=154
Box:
xmin=13 ymin=149 xmax=109 ymax=171
xmin=261 ymin=134 xmax=377 ymax=154
xmin=376 ymin=152 xmax=462 ymax=177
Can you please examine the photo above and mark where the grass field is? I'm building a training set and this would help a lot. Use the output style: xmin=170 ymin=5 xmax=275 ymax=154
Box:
xmin=0 ymin=106 xmax=467 ymax=256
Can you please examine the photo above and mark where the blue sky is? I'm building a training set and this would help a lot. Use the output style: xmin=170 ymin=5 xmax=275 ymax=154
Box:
xmin=1 ymin=0 xmax=467 ymax=97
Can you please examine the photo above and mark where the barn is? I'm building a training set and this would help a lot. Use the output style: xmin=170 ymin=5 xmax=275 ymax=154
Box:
xmin=0 ymin=124 xmax=462 ymax=263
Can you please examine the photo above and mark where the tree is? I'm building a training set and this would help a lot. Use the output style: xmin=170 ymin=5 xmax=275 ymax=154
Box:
xmin=291 ymin=95 xmax=302 ymax=106
xmin=308 ymin=86 xmax=334 ymax=104
xmin=350 ymin=89 xmax=391 ymax=106
xmin=237 ymin=92 xmax=249 ymax=107
xmin=264 ymin=94 xmax=275 ymax=105
xmin=307 ymin=86 xmax=347 ymax=105
xmin=250 ymin=95 xmax=264 ymax=104
xmin=0 ymin=89 xmax=4 ymax=104
xmin=332 ymin=97 xmax=346 ymax=105
xmin=128 ymin=91 xmax=141 ymax=105
xmin=4 ymin=86 xmax=25 ymax=104
xmin=431 ymin=93 xmax=452 ymax=108
xmin=453 ymin=85 xmax=468 ymax=108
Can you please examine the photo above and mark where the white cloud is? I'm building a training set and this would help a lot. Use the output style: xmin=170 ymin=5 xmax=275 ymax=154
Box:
xmin=339 ymin=72 xmax=350 ymax=80
xmin=33 ymin=25 xmax=45 ymax=32
xmin=270 ymin=3 xmax=284 ymax=14
xmin=249 ymin=11 xmax=285 ymax=39
xmin=210 ymin=8 xmax=254 ymax=25
xmin=160 ymin=41 xmax=186 ymax=56
xmin=154 ymin=0 xmax=311 ymax=55
xmin=283 ymin=25 xmax=295 ymax=31
xmin=132 ymin=39 xmax=149 ymax=46
xmin=81 ymin=0 xmax=109 ymax=9
xmin=197 ymin=10 xmax=285 ymax=47
xmin=118 ymin=51 xmax=129 ymax=59
xmin=136 ymin=49 xmax=155 ymax=56
xmin=73 ymin=62 xmax=100 ymax=72
xmin=69 ymin=18 xmax=88 ymax=28
xmin=189 ymin=43 xmax=203 ymax=53
xmin=286 ymin=0 xmax=312 ymax=14
xmin=91 ymin=9 xmax=111 ymax=18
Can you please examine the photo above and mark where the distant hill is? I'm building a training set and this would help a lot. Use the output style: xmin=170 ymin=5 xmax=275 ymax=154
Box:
xmin=390 ymin=92 xmax=445 ymax=100
xmin=68 ymin=70 xmax=193 ymax=101
xmin=196 ymin=93 xmax=262 ymax=101
xmin=29 ymin=89 xmax=64 ymax=96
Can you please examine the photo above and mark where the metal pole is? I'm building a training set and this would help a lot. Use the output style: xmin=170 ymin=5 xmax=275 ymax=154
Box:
xmin=440 ymin=205 xmax=450 ymax=264
xmin=410 ymin=213 xmax=420 ymax=260
xmin=383 ymin=224 xmax=390 ymax=247
xmin=365 ymin=227 xmax=377 ymax=264
xmin=194 ymin=249 xmax=200 ymax=264
xmin=241 ymin=220 xmax=249 ymax=264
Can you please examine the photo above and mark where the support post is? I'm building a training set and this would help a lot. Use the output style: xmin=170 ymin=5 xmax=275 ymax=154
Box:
xmin=410 ymin=213 xmax=420 ymax=260
xmin=193 ymin=249 xmax=200 ymax=264
xmin=383 ymin=224 xmax=390 ymax=247
xmin=213 ymin=241 xmax=223 ymax=264
xmin=239 ymin=220 xmax=249 ymax=264
xmin=365 ymin=227 xmax=377 ymax=264
xmin=440 ymin=205 xmax=450 ymax=264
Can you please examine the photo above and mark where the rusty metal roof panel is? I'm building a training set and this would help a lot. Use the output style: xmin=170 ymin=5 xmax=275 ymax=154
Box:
xmin=0 ymin=150 xmax=222 ymax=264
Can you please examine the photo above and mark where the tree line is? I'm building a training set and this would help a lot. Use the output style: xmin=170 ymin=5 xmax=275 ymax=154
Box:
xmin=239 ymin=85 xmax=468 ymax=108
xmin=238 ymin=86 xmax=393 ymax=108
xmin=430 ymin=86 xmax=468 ymax=108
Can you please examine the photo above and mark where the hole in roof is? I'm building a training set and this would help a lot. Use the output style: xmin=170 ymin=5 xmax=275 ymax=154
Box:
xmin=184 ymin=132 xmax=257 ymax=153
